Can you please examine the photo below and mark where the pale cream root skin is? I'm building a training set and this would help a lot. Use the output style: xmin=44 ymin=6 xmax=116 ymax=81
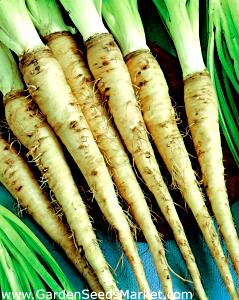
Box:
xmin=19 ymin=48 xmax=150 ymax=299
xmin=125 ymin=50 xmax=238 ymax=299
xmin=0 ymin=135 xmax=102 ymax=294
xmin=4 ymin=91 xmax=118 ymax=298
xmin=184 ymin=71 xmax=239 ymax=277
xmin=45 ymin=31 xmax=173 ymax=297
xmin=85 ymin=33 xmax=207 ymax=300
xmin=125 ymin=50 xmax=209 ymax=299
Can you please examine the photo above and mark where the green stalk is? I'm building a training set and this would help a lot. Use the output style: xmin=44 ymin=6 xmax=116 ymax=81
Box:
xmin=186 ymin=0 xmax=200 ymax=45
xmin=214 ymin=20 xmax=239 ymax=94
xmin=0 ymin=240 xmax=22 ymax=297
xmin=0 ymin=263 xmax=13 ymax=298
xmin=219 ymin=0 xmax=239 ymax=81
xmin=0 ymin=219 xmax=62 ymax=291
xmin=0 ymin=0 xmax=44 ymax=56
xmin=102 ymin=0 xmax=148 ymax=56
xmin=207 ymin=0 xmax=239 ymax=167
xmin=0 ymin=211 xmax=78 ymax=300
xmin=0 ymin=42 xmax=24 ymax=96
xmin=153 ymin=0 xmax=205 ymax=77
xmin=12 ymin=259 xmax=34 ymax=300
xmin=214 ymin=66 xmax=239 ymax=166
xmin=15 ymin=260 xmax=46 ymax=297
xmin=0 ymin=229 xmax=47 ymax=294
xmin=92 ymin=0 xmax=102 ymax=18
xmin=60 ymin=0 xmax=108 ymax=41
xmin=225 ymin=0 xmax=239 ymax=38
xmin=0 ymin=260 xmax=5 ymax=290
xmin=0 ymin=206 xmax=74 ymax=294
xmin=26 ymin=0 xmax=73 ymax=37
xmin=13 ymin=223 xmax=73 ymax=292
xmin=206 ymin=0 xmax=215 ymax=75
xmin=222 ymin=69 xmax=239 ymax=128
xmin=187 ymin=0 xmax=205 ymax=60
xmin=221 ymin=37 xmax=239 ymax=93
xmin=0 ymin=207 xmax=56 ymax=268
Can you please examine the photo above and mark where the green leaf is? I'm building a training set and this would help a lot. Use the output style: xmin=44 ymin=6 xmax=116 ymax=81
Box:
xmin=0 ymin=264 xmax=13 ymax=299
xmin=0 ymin=238 xmax=22 ymax=293
xmin=215 ymin=22 xmax=239 ymax=94
xmin=0 ymin=212 xmax=72 ymax=295
xmin=0 ymin=228 xmax=46 ymax=294
xmin=16 ymin=259 xmax=46 ymax=298
xmin=0 ymin=259 xmax=8 ymax=292
xmin=102 ymin=0 xmax=148 ymax=56
xmin=206 ymin=0 xmax=239 ymax=167
xmin=26 ymin=0 xmax=75 ymax=37
xmin=214 ymin=64 xmax=239 ymax=167
xmin=11 ymin=258 xmax=34 ymax=300
xmin=219 ymin=1 xmax=239 ymax=81
xmin=222 ymin=69 xmax=239 ymax=128
xmin=0 ymin=206 xmax=74 ymax=293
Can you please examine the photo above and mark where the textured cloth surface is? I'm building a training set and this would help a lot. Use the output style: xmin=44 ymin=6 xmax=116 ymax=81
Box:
xmin=0 ymin=185 xmax=238 ymax=300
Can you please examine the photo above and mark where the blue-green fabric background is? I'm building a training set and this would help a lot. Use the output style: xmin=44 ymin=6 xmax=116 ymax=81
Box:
xmin=1 ymin=184 xmax=239 ymax=300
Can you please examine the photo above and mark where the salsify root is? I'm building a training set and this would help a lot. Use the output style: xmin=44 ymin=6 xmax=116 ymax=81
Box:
xmin=44 ymin=31 xmax=173 ymax=297
xmin=125 ymin=49 xmax=209 ymax=299
xmin=0 ymin=135 xmax=103 ymax=294
xmin=184 ymin=70 xmax=239 ymax=279
xmin=4 ymin=89 xmax=122 ymax=298
xmin=84 ymin=32 xmax=205 ymax=300
xmin=19 ymin=47 xmax=151 ymax=299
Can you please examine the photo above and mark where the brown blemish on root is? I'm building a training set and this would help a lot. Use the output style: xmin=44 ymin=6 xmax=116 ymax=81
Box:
xmin=20 ymin=47 xmax=53 ymax=71
xmin=139 ymin=80 xmax=148 ymax=87
xmin=184 ymin=71 xmax=208 ymax=83
xmin=124 ymin=49 xmax=150 ymax=63
xmin=75 ymin=74 xmax=83 ymax=79
xmin=44 ymin=31 xmax=71 ymax=44
xmin=3 ymin=90 xmax=28 ymax=106
xmin=16 ymin=185 xmax=23 ymax=192
xmin=34 ymin=65 xmax=40 ymax=73
xmin=144 ymin=167 xmax=152 ymax=175
xmin=78 ymin=144 xmax=88 ymax=150
xmin=85 ymin=33 xmax=116 ymax=51
xmin=5 ymin=158 xmax=14 ymax=166
xmin=108 ymin=41 xmax=116 ymax=47
xmin=70 ymin=121 xmax=78 ymax=129
xmin=102 ymin=60 xmax=110 ymax=66
xmin=142 ymin=65 xmax=149 ymax=70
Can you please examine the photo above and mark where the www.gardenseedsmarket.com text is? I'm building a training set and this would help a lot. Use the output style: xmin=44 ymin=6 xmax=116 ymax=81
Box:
xmin=1 ymin=289 xmax=193 ymax=299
